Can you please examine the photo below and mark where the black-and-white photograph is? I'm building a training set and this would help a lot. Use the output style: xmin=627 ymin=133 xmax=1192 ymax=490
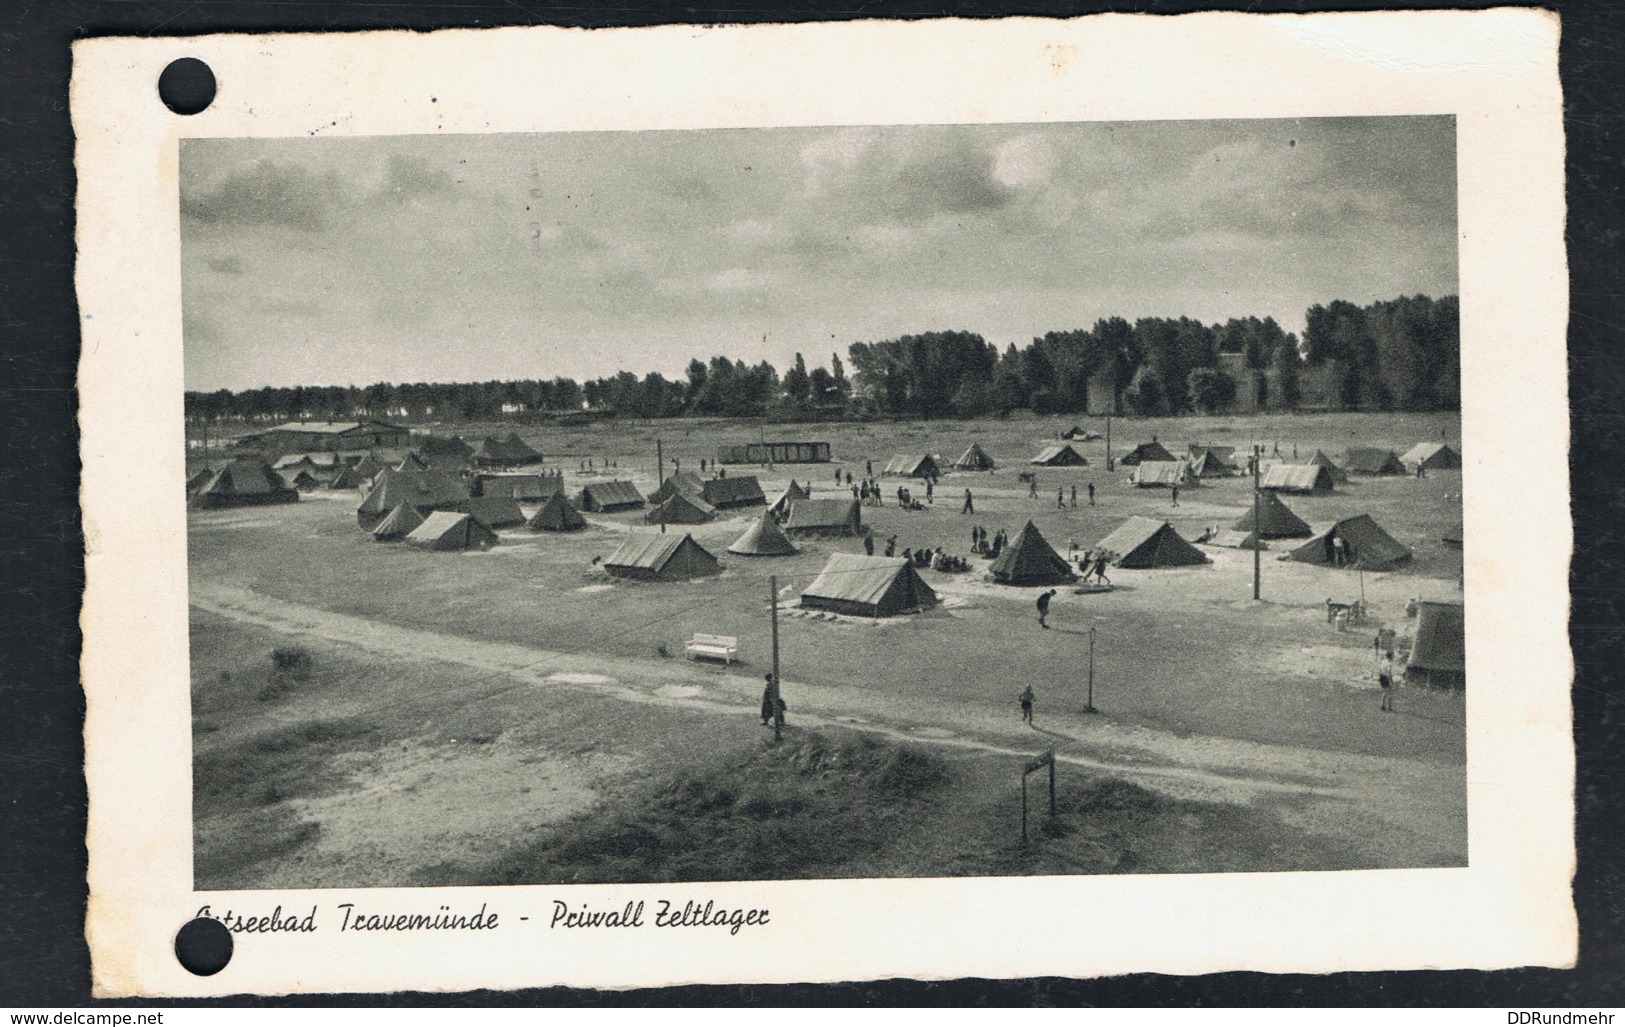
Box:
xmin=179 ymin=115 xmax=1468 ymax=890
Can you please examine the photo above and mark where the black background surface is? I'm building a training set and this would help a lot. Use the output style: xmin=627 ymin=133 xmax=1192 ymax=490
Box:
xmin=3 ymin=0 xmax=1620 ymax=1008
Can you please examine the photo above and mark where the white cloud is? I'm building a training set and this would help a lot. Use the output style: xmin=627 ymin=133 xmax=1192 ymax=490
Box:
xmin=993 ymin=133 xmax=1053 ymax=187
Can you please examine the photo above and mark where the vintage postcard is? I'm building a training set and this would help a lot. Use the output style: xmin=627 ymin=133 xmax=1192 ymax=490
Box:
xmin=76 ymin=12 xmax=1573 ymax=997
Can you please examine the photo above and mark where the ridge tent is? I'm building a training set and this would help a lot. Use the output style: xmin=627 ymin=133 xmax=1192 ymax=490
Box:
xmin=185 ymin=468 xmax=213 ymax=495
xmin=404 ymin=511 xmax=500 ymax=551
xmin=284 ymin=469 xmax=321 ymax=492
xmin=1344 ymin=447 xmax=1408 ymax=476
xmin=701 ymin=474 xmax=767 ymax=510
xmin=1188 ymin=443 xmax=1236 ymax=463
xmin=987 ymin=521 xmax=1077 ymax=586
xmin=646 ymin=491 xmax=717 ymax=525
xmin=727 ymin=513 xmax=799 ymax=556
xmin=953 ymin=443 xmax=997 ymax=471
xmin=1401 ymin=442 xmax=1462 ymax=471
xmin=415 ymin=434 xmax=474 ymax=461
xmin=882 ymin=454 xmax=943 ymax=478
xmin=355 ymin=467 xmax=469 ymax=530
xmin=649 ymin=471 xmax=705 ymax=505
xmin=783 ymin=498 xmax=863 ymax=537
xmin=457 ymin=495 xmax=527 ymax=529
xmin=471 ymin=473 xmax=557 ymax=501
xmin=1260 ymin=463 xmax=1337 ymax=495
xmin=578 ymin=480 xmax=646 ymax=512
xmin=1130 ymin=460 xmax=1194 ymax=488
xmin=328 ymin=464 xmax=369 ymax=490
xmin=1187 ymin=447 xmax=1239 ymax=477
xmin=1231 ymin=490 xmax=1313 ymax=538
xmin=396 ymin=451 xmax=430 ymax=472
xmin=1061 ymin=425 xmax=1102 ymax=441
xmin=800 ymin=553 xmax=938 ymax=618
xmin=501 ymin=433 xmax=543 ymax=464
xmin=528 ymin=492 xmax=587 ymax=532
xmin=1029 ymin=444 xmax=1088 ymax=467
xmin=1284 ymin=514 xmax=1412 ymax=571
xmin=1094 ymin=517 xmax=1210 ymax=569
xmin=1205 ymin=528 xmax=1267 ymax=550
xmin=1407 ymin=600 xmax=1466 ymax=685
xmin=604 ymin=532 xmax=721 ymax=582
xmin=191 ymin=460 xmax=301 ymax=510
xmin=350 ymin=453 xmax=385 ymax=482
xmin=1308 ymin=450 xmax=1350 ymax=484
xmin=767 ymin=480 xmax=811 ymax=519
xmin=1120 ymin=441 xmax=1176 ymax=466
xmin=370 ymin=501 xmax=426 ymax=541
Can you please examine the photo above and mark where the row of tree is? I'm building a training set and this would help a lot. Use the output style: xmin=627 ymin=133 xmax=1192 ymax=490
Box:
xmin=184 ymin=294 xmax=1457 ymax=425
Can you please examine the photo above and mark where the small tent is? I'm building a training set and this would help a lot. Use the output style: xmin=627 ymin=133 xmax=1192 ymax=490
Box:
xmin=191 ymin=460 xmax=301 ymax=510
xmin=185 ymin=468 xmax=213 ymax=495
xmin=953 ymin=443 xmax=996 ymax=471
xmin=649 ymin=471 xmax=705 ymax=505
xmin=472 ymin=473 xmax=556 ymax=501
xmin=604 ymin=532 xmax=721 ymax=582
xmin=1284 ymin=514 xmax=1412 ymax=571
xmin=646 ymin=491 xmax=717 ymax=525
xmin=370 ymin=502 xmax=426 ymax=541
xmin=578 ymin=480 xmax=646 ymax=512
xmin=416 ymin=434 xmax=474 ymax=461
xmin=767 ymin=480 xmax=810 ymax=519
xmin=1204 ymin=528 xmax=1267 ymax=550
xmin=1260 ymin=463 xmax=1336 ymax=495
xmin=1407 ymin=600 xmax=1465 ymax=685
xmin=1344 ymin=447 xmax=1407 ymax=476
xmin=501 ymin=433 xmax=543 ymax=464
xmin=1231 ymin=490 xmax=1313 ymax=538
xmin=404 ymin=511 xmax=500 ymax=551
xmin=1094 ymin=517 xmax=1210 ymax=569
xmin=1308 ymin=450 xmax=1350 ymax=484
xmin=1120 ymin=441 xmax=1176 ymax=466
xmin=701 ymin=475 xmax=767 ymax=510
xmin=528 ymin=492 xmax=587 ymax=532
xmin=396 ymin=451 xmax=430 ymax=472
xmin=1401 ymin=442 xmax=1461 ymax=471
xmin=284 ymin=468 xmax=321 ymax=492
xmin=457 ymin=495 xmax=527 ymax=529
xmin=783 ymin=498 xmax=863 ymax=537
xmin=728 ymin=513 xmax=799 ymax=556
xmin=1187 ymin=446 xmax=1239 ymax=478
xmin=800 ymin=553 xmax=938 ymax=618
xmin=1061 ymin=425 xmax=1102 ymax=441
xmin=1130 ymin=460 xmax=1195 ymax=488
xmin=987 ymin=521 xmax=1077 ymax=586
xmin=1029 ymin=444 xmax=1088 ymax=467
xmin=882 ymin=454 xmax=942 ymax=478
xmin=328 ymin=463 xmax=369 ymax=490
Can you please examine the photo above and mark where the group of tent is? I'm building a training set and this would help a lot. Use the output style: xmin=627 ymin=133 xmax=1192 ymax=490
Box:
xmin=643 ymin=473 xmax=769 ymax=524
xmin=1200 ymin=489 xmax=1414 ymax=570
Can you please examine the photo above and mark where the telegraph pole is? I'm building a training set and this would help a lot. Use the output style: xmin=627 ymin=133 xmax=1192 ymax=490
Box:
xmin=1084 ymin=625 xmax=1098 ymax=713
xmin=655 ymin=437 xmax=666 ymax=533
xmin=1105 ymin=413 xmax=1113 ymax=472
xmin=769 ymin=574 xmax=783 ymax=742
xmin=1252 ymin=444 xmax=1262 ymax=600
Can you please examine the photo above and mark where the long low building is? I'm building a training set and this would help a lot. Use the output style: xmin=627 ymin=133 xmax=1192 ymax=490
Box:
xmin=716 ymin=441 xmax=832 ymax=464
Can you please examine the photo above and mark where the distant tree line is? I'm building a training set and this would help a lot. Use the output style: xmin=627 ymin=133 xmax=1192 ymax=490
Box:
xmin=184 ymin=293 xmax=1457 ymax=425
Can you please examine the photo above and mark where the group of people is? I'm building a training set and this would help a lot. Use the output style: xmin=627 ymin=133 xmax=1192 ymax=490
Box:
xmin=1074 ymin=549 xmax=1112 ymax=587
xmin=970 ymin=525 xmax=1008 ymax=558
xmin=577 ymin=457 xmax=619 ymax=473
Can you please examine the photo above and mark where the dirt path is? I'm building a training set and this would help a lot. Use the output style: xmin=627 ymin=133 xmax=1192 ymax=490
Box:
xmin=191 ymin=582 xmax=1465 ymax=868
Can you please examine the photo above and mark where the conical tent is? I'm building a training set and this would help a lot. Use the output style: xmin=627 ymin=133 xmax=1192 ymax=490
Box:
xmin=800 ymin=553 xmax=938 ymax=617
xmin=1231 ymin=491 xmax=1312 ymax=538
xmin=328 ymin=464 xmax=368 ymax=490
xmin=1285 ymin=514 xmax=1411 ymax=571
xmin=988 ymin=521 xmax=1077 ymax=585
xmin=404 ymin=511 xmax=500 ymax=551
xmin=1401 ymin=442 xmax=1461 ymax=470
xmin=501 ymin=433 xmax=543 ymax=464
xmin=371 ymin=502 xmax=426 ymax=541
xmin=1120 ymin=441 xmax=1176 ymax=466
xmin=1029 ymin=444 xmax=1088 ymax=466
xmin=767 ymin=480 xmax=810 ymax=518
xmin=1094 ymin=517 xmax=1209 ymax=569
xmin=397 ymin=451 xmax=430 ymax=472
xmin=528 ymin=492 xmax=587 ymax=532
xmin=646 ymin=491 xmax=716 ymax=525
xmin=728 ymin=513 xmax=799 ymax=556
xmin=953 ymin=443 xmax=996 ymax=471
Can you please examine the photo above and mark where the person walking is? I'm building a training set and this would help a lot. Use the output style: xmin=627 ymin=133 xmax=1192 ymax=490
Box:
xmin=925 ymin=478 xmax=933 ymax=504
xmin=1378 ymin=651 xmax=1396 ymax=712
xmin=866 ymin=459 xmax=873 ymax=477
xmin=1019 ymin=685 xmax=1035 ymax=726
xmin=1091 ymin=552 xmax=1111 ymax=587
xmin=1036 ymin=588 xmax=1057 ymax=629
xmin=962 ymin=488 xmax=974 ymax=514
xmin=1087 ymin=481 xmax=1095 ymax=506
xmin=1029 ymin=478 xmax=1039 ymax=499
xmin=1070 ymin=484 xmax=1077 ymax=508
xmin=845 ymin=470 xmax=853 ymax=486
xmin=1057 ymin=486 xmax=1065 ymax=509
xmin=1170 ymin=484 xmax=1180 ymax=508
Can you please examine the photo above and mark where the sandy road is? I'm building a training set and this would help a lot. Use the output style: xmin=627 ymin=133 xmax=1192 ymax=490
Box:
xmin=191 ymin=582 xmax=1465 ymax=868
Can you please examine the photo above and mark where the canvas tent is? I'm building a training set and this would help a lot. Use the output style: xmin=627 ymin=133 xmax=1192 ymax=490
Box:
xmin=185 ymin=468 xmax=213 ymax=495
xmin=1061 ymin=425 xmax=1102 ymax=441
xmin=883 ymin=454 xmax=942 ymax=478
xmin=472 ymin=473 xmax=557 ymax=501
xmin=767 ymin=480 xmax=810 ymax=519
xmin=328 ymin=463 xmax=369 ymax=490
xmin=1308 ymin=450 xmax=1350 ymax=484
xmin=404 ymin=511 xmax=500 ymax=551
xmin=1231 ymin=490 xmax=1313 ymax=538
xmin=1187 ymin=446 xmax=1239 ymax=478
xmin=800 ymin=553 xmax=938 ymax=618
xmin=578 ymin=480 xmax=646 ymax=512
xmin=987 ymin=521 xmax=1077 ymax=586
xmin=1130 ymin=460 xmax=1194 ymax=488
xmin=396 ymin=451 xmax=430 ymax=472
xmin=1204 ymin=528 xmax=1267 ymax=550
xmin=457 ymin=495 xmax=527 ymax=529
xmin=1094 ymin=517 xmax=1209 ymax=569
xmin=1284 ymin=514 xmax=1412 ymax=571
xmin=702 ymin=475 xmax=767 ymax=510
xmin=284 ymin=468 xmax=321 ymax=492
xmin=649 ymin=471 xmax=705 ymax=505
xmin=1120 ymin=441 xmax=1176 ymax=466
xmin=355 ymin=467 xmax=468 ymax=530
xmin=1260 ymin=463 xmax=1336 ymax=495
xmin=1401 ymin=442 xmax=1461 ymax=471
xmin=783 ymin=498 xmax=863 ymax=537
xmin=646 ymin=491 xmax=717 ymax=525
xmin=416 ymin=434 xmax=474 ymax=461
xmin=1407 ymin=600 xmax=1465 ymax=685
xmin=528 ymin=492 xmax=587 ymax=532
xmin=1029 ymin=444 xmax=1088 ymax=467
xmin=191 ymin=460 xmax=301 ymax=510
xmin=953 ymin=443 xmax=997 ymax=471
xmin=727 ymin=513 xmax=799 ymax=556
xmin=370 ymin=502 xmax=426 ymax=541
xmin=1344 ymin=447 xmax=1407 ymax=476
xmin=603 ymin=532 xmax=721 ymax=582
xmin=472 ymin=434 xmax=542 ymax=469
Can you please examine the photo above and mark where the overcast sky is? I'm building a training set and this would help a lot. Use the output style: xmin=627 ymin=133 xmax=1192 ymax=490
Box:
xmin=180 ymin=116 xmax=1456 ymax=392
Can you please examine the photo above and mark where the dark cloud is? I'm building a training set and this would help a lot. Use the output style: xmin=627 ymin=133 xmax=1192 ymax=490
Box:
xmin=381 ymin=153 xmax=454 ymax=202
xmin=181 ymin=159 xmax=342 ymax=231
xmin=205 ymin=255 xmax=245 ymax=275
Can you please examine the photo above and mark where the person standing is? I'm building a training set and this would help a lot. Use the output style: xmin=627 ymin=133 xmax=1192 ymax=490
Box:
xmin=962 ymin=488 xmax=974 ymax=515
xmin=1019 ymin=685 xmax=1035 ymax=726
xmin=1057 ymin=486 xmax=1065 ymax=509
xmin=1029 ymin=478 xmax=1039 ymax=499
xmin=885 ymin=535 xmax=896 ymax=558
xmin=866 ymin=459 xmax=873 ymax=477
xmin=1378 ymin=651 xmax=1396 ymax=712
xmin=1170 ymin=484 xmax=1180 ymax=508
xmin=863 ymin=532 xmax=875 ymax=557
xmin=1091 ymin=552 xmax=1111 ymax=587
xmin=1087 ymin=481 xmax=1095 ymax=506
xmin=1036 ymin=588 xmax=1057 ymax=629
xmin=761 ymin=676 xmax=776 ymax=726
xmin=925 ymin=478 xmax=933 ymax=504
xmin=1070 ymin=484 xmax=1077 ymax=508
xmin=835 ymin=467 xmax=842 ymax=485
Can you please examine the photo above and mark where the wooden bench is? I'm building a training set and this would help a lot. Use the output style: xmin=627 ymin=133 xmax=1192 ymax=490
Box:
xmin=684 ymin=633 xmax=738 ymax=664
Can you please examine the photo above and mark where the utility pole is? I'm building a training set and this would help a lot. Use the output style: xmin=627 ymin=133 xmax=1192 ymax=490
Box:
xmin=655 ymin=437 xmax=666 ymax=533
xmin=1084 ymin=625 xmax=1098 ymax=713
xmin=769 ymin=574 xmax=783 ymax=742
xmin=1105 ymin=413 xmax=1113 ymax=472
xmin=1252 ymin=444 xmax=1262 ymax=601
